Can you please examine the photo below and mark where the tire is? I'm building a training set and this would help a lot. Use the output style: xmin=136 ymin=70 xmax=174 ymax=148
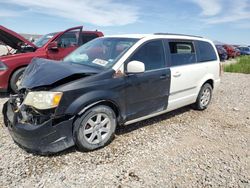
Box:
xmin=73 ymin=105 xmax=117 ymax=151
xmin=193 ymin=83 xmax=213 ymax=110
xmin=10 ymin=67 xmax=26 ymax=93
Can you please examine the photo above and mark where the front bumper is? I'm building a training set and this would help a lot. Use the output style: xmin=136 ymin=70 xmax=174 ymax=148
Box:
xmin=3 ymin=101 xmax=75 ymax=155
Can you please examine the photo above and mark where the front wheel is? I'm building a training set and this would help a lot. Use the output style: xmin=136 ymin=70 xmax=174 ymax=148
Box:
xmin=10 ymin=67 xmax=26 ymax=93
xmin=193 ymin=83 xmax=213 ymax=110
xmin=73 ymin=105 xmax=117 ymax=151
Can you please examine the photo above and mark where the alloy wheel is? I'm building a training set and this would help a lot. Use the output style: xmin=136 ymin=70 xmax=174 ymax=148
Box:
xmin=200 ymin=88 xmax=211 ymax=107
xmin=82 ymin=113 xmax=111 ymax=145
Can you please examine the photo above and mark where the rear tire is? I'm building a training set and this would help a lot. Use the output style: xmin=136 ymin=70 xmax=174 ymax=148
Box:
xmin=73 ymin=105 xmax=117 ymax=151
xmin=193 ymin=83 xmax=213 ymax=110
xmin=10 ymin=67 xmax=26 ymax=93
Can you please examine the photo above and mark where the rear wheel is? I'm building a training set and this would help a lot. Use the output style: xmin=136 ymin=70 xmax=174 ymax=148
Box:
xmin=73 ymin=105 xmax=117 ymax=151
xmin=10 ymin=67 xmax=26 ymax=93
xmin=193 ymin=83 xmax=213 ymax=110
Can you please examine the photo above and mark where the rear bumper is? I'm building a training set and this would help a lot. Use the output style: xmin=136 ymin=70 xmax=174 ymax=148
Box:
xmin=214 ymin=78 xmax=220 ymax=92
xmin=3 ymin=101 xmax=75 ymax=155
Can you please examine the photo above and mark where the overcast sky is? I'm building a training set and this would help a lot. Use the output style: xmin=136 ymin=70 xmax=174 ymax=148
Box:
xmin=0 ymin=0 xmax=250 ymax=44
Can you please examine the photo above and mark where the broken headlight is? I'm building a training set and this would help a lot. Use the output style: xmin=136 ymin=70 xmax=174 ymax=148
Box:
xmin=23 ymin=91 xmax=63 ymax=110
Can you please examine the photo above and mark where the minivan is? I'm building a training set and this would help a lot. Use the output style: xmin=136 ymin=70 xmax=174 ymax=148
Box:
xmin=3 ymin=34 xmax=220 ymax=154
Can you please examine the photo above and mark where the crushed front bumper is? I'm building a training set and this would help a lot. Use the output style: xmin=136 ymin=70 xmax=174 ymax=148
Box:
xmin=2 ymin=101 xmax=75 ymax=155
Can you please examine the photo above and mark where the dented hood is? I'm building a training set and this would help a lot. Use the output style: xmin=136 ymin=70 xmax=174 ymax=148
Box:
xmin=19 ymin=58 xmax=101 ymax=89
xmin=0 ymin=25 xmax=37 ymax=50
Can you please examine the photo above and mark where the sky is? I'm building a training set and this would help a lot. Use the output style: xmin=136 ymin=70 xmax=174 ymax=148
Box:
xmin=0 ymin=0 xmax=250 ymax=45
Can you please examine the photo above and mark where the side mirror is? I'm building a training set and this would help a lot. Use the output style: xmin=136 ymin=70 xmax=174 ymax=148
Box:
xmin=126 ymin=60 xmax=145 ymax=74
xmin=48 ymin=41 xmax=58 ymax=50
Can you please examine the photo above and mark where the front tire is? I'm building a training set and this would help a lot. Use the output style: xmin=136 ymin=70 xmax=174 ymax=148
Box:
xmin=193 ymin=83 xmax=213 ymax=110
xmin=73 ymin=105 xmax=117 ymax=151
xmin=10 ymin=67 xmax=26 ymax=93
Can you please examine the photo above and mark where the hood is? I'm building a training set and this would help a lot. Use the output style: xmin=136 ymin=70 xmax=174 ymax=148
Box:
xmin=19 ymin=58 xmax=102 ymax=90
xmin=0 ymin=25 xmax=37 ymax=50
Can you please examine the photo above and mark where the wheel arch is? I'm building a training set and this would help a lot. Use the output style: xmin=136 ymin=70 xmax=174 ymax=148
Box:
xmin=77 ymin=100 xmax=120 ymax=118
xmin=203 ymin=79 xmax=214 ymax=89
xmin=198 ymin=74 xmax=215 ymax=91
xmin=8 ymin=65 xmax=27 ymax=90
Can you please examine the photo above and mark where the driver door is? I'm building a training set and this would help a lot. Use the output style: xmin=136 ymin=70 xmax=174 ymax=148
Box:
xmin=47 ymin=26 xmax=82 ymax=60
xmin=125 ymin=40 xmax=171 ymax=121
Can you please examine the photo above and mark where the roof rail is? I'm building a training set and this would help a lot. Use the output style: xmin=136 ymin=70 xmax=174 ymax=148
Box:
xmin=154 ymin=33 xmax=203 ymax=38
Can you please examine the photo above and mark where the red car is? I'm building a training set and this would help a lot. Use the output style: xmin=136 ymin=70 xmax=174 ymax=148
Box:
xmin=0 ymin=25 xmax=103 ymax=93
xmin=223 ymin=45 xmax=237 ymax=59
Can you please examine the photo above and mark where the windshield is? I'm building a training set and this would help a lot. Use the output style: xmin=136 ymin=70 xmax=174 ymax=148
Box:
xmin=64 ymin=37 xmax=139 ymax=69
xmin=33 ymin=33 xmax=57 ymax=47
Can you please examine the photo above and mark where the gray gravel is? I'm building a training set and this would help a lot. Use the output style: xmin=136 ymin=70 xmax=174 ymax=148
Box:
xmin=0 ymin=73 xmax=249 ymax=187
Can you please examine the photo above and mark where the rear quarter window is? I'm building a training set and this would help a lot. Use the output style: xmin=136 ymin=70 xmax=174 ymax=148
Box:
xmin=169 ymin=41 xmax=196 ymax=66
xmin=196 ymin=41 xmax=217 ymax=62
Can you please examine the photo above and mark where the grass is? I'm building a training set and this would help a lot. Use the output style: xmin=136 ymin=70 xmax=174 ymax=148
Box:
xmin=224 ymin=56 xmax=250 ymax=74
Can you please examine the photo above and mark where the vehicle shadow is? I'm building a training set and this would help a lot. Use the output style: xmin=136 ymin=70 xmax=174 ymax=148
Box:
xmin=31 ymin=146 xmax=78 ymax=157
xmin=116 ymin=106 xmax=192 ymax=135
xmin=30 ymin=106 xmax=193 ymax=157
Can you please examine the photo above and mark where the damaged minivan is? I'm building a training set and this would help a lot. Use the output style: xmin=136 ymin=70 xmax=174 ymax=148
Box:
xmin=3 ymin=34 xmax=220 ymax=154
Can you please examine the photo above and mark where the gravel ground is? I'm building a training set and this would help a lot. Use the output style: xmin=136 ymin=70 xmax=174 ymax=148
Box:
xmin=0 ymin=73 xmax=249 ymax=187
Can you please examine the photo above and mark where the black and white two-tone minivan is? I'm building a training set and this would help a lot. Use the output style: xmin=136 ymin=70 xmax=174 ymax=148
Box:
xmin=3 ymin=33 xmax=221 ymax=154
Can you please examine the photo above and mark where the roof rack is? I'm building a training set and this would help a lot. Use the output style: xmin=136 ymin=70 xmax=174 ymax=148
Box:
xmin=154 ymin=33 xmax=203 ymax=38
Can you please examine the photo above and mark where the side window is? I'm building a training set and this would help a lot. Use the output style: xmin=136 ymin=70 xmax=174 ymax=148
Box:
xmin=82 ymin=33 xmax=99 ymax=44
xmin=57 ymin=33 xmax=77 ymax=48
xmin=169 ymin=41 xmax=196 ymax=66
xmin=196 ymin=41 xmax=217 ymax=62
xmin=57 ymin=30 xmax=80 ymax=48
xmin=130 ymin=40 xmax=165 ymax=71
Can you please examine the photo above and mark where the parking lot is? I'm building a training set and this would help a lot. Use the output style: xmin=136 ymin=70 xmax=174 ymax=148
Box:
xmin=0 ymin=72 xmax=249 ymax=187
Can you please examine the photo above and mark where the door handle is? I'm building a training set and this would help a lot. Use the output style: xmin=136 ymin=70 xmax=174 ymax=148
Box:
xmin=173 ymin=72 xmax=181 ymax=77
xmin=160 ymin=74 xmax=169 ymax=79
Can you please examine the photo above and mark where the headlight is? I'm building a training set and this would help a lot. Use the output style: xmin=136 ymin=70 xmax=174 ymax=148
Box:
xmin=23 ymin=91 xmax=63 ymax=110
xmin=0 ymin=61 xmax=8 ymax=71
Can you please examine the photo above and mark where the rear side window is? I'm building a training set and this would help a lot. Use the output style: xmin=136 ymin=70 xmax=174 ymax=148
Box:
xmin=82 ymin=33 xmax=99 ymax=44
xmin=169 ymin=41 xmax=196 ymax=66
xmin=130 ymin=40 xmax=165 ymax=71
xmin=196 ymin=41 xmax=217 ymax=62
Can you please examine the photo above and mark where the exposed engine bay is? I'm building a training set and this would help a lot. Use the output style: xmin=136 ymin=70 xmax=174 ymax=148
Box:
xmin=0 ymin=25 xmax=38 ymax=57
xmin=0 ymin=42 xmax=36 ymax=56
